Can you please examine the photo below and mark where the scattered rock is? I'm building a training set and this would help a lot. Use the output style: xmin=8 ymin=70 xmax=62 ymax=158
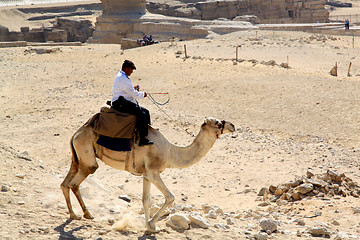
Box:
xmin=226 ymin=217 xmax=234 ymax=225
xmin=166 ymin=214 xmax=191 ymax=230
xmin=1 ymin=185 xmax=10 ymax=192
xmin=38 ymin=227 xmax=49 ymax=234
xmin=205 ymin=210 xmax=217 ymax=219
xmin=188 ymin=212 xmax=210 ymax=229
xmin=258 ymin=187 xmax=269 ymax=196
xmin=307 ymin=226 xmax=330 ymax=237
xmin=108 ymin=218 xmax=115 ymax=224
xmin=213 ymin=223 xmax=230 ymax=229
xmin=327 ymin=170 xmax=343 ymax=182
xmin=118 ymin=195 xmax=131 ymax=203
xmin=352 ymin=206 xmax=360 ymax=214
xmin=260 ymin=218 xmax=277 ymax=233
xmin=306 ymin=170 xmax=315 ymax=178
xmin=294 ymin=183 xmax=314 ymax=194
xmin=25 ymin=47 xmax=61 ymax=55
xmin=295 ymin=218 xmax=306 ymax=226
xmin=332 ymin=220 xmax=340 ymax=226
xmin=258 ymin=201 xmax=271 ymax=207
xmin=202 ymin=204 xmax=212 ymax=214
xmin=266 ymin=170 xmax=360 ymax=202
xmin=254 ymin=231 xmax=268 ymax=240
xmin=214 ymin=206 xmax=224 ymax=215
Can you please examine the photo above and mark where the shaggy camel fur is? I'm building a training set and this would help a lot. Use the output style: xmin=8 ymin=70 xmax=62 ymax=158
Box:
xmin=61 ymin=117 xmax=235 ymax=232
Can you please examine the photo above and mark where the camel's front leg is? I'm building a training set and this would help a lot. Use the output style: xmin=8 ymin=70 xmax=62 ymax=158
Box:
xmin=142 ymin=177 xmax=151 ymax=229
xmin=144 ymin=172 xmax=175 ymax=232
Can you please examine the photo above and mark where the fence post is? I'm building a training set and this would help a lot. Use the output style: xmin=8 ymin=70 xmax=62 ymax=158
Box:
xmin=348 ymin=62 xmax=352 ymax=77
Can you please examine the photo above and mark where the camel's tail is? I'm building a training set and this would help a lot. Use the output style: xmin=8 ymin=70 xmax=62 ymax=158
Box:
xmin=70 ymin=135 xmax=79 ymax=169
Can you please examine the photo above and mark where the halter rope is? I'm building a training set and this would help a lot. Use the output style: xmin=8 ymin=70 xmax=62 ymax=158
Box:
xmin=147 ymin=93 xmax=194 ymax=137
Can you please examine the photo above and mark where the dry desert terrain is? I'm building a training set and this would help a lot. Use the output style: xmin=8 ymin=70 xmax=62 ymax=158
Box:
xmin=1 ymin=3 xmax=360 ymax=240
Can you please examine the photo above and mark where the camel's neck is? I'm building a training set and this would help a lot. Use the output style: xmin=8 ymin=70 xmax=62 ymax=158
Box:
xmin=168 ymin=126 xmax=217 ymax=169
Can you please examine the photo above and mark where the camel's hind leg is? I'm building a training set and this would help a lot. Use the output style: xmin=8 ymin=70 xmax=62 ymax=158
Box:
xmin=60 ymin=161 xmax=81 ymax=220
xmin=61 ymin=134 xmax=98 ymax=220
xmin=68 ymin=166 xmax=97 ymax=219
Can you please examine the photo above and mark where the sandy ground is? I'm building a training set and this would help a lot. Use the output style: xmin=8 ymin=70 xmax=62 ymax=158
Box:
xmin=1 ymin=29 xmax=360 ymax=239
xmin=1 ymin=3 xmax=360 ymax=240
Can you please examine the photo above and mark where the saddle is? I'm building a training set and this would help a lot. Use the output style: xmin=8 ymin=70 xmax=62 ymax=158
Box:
xmin=84 ymin=104 xmax=137 ymax=151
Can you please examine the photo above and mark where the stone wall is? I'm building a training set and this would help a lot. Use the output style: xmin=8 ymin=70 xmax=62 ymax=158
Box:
xmin=54 ymin=18 xmax=94 ymax=42
xmin=102 ymin=0 xmax=146 ymax=15
xmin=0 ymin=18 xmax=94 ymax=43
xmin=90 ymin=0 xmax=258 ymax=45
xmin=147 ymin=0 xmax=330 ymax=23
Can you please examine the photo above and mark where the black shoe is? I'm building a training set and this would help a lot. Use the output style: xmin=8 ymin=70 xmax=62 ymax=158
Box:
xmin=139 ymin=138 xmax=154 ymax=146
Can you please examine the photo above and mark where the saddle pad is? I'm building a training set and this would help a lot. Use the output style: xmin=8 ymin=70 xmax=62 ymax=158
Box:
xmin=97 ymin=135 xmax=131 ymax=151
xmin=85 ymin=105 xmax=137 ymax=139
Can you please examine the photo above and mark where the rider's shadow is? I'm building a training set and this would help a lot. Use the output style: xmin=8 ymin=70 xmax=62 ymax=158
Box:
xmin=54 ymin=219 xmax=91 ymax=240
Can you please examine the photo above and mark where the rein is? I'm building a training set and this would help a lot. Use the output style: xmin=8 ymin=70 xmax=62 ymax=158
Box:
xmin=147 ymin=92 xmax=194 ymax=137
xmin=147 ymin=93 xmax=170 ymax=105
xmin=147 ymin=93 xmax=226 ymax=138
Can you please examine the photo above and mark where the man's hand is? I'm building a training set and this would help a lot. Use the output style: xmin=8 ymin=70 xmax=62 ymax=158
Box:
xmin=144 ymin=92 xmax=147 ymax=98
xmin=134 ymin=85 xmax=140 ymax=91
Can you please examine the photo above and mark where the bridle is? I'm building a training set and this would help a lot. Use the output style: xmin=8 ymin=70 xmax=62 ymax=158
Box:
xmin=220 ymin=120 xmax=226 ymax=135
xmin=212 ymin=120 xmax=226 ymax=138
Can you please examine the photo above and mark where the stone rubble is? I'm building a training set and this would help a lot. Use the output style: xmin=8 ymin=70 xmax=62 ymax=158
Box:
xmin=260 ymin=170 xmax=360 ymax=203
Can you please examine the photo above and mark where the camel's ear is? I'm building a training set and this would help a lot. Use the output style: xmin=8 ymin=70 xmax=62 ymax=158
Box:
xmin=202 ymin=117 xmax=209 ymax=127
xmin=204 ymin=117 xmax=211 ymax=125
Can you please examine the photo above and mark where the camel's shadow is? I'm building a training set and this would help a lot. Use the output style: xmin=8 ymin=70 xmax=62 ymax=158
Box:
xmin=54 ymin=219 xmax=91 ymax=240
xmin=55 ymin=219 xmax=158 ymax=240
xmin=138 ymin=234 xmax=157 ymax=240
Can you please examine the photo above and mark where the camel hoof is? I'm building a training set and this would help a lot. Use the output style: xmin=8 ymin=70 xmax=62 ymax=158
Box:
xmin=70 ymin=213 xmax=82 ymax=220
xmin=83 ymin=212 xmax=94 ymax=219
xmin=145 ymin=227 xmax=160 ymax=234
xmin=145 ymin=222 xmax=160 ymax=234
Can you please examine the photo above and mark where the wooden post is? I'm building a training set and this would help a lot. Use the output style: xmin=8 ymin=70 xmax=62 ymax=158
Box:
xmin=336 ymin=62 xmax=338 ymax=75
xmin=184 ymin=44 xmax=187 ymax=58
xmin=330 ymin=62 xmax=338 ymax=76
xmin=236 ymin=46 xmax=239 ymax=62
xmin=348 ymin=62 xmax=352 ymax=77
xmin=353 ymin=33 xmax=355 ymax=48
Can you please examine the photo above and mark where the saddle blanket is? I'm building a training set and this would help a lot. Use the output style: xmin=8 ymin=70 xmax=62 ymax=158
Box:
xmin=85 ymin=105 xmax=137 ymax=139
xmin=96 ymin=135 xmax=131 ymax=151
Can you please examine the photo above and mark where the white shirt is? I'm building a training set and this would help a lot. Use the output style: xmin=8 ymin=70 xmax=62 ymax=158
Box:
xmin=112 ymin=70 xmax=145 ymax=104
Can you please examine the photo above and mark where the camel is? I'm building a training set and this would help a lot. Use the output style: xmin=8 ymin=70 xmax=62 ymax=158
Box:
xmin=61 ymin=117 xmax=235 ymax=232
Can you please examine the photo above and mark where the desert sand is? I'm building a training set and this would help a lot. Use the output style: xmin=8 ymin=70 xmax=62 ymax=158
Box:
xmin=1 ymin=3 xmax=360 ymax=240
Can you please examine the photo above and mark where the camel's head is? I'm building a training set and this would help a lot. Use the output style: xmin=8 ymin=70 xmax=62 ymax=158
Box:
xmin=203 ymin=117 xmax=235 ymax=137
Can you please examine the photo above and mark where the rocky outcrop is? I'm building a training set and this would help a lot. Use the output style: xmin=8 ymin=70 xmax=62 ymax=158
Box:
xmin=147 ymin=0 xmax=330 ymax=23
xmin=326 ymin=0 xmax=352 ymax=8
xmin=0 ymin=18 xmax=93 ymax=43
xmin=54 ymin=18 xmax=94 ymax=42
xmin=90 ymin=0 xmax=256 ymax=45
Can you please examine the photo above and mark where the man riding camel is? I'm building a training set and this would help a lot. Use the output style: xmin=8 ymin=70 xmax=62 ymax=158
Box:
xmin=111 ymin=60 xmax=153 ymax=146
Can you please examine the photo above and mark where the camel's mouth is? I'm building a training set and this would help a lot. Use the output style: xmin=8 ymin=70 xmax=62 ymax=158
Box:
xmin=227 ymin=122 xmax=236 ymax=133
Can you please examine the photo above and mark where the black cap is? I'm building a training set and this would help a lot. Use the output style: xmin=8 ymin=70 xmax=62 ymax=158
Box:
xmin=122 ymin=60 xmax=136 ymax=70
